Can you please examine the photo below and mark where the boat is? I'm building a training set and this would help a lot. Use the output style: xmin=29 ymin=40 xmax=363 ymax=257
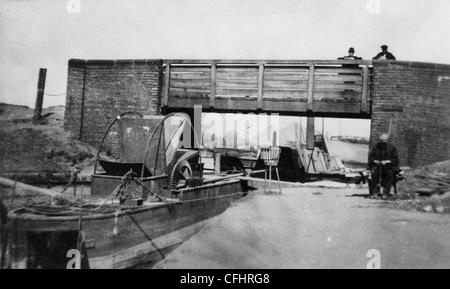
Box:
xmin=5 ymin=112 xmax=249 ymax=269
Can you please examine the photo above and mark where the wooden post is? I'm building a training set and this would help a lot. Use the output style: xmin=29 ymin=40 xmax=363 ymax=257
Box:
xmin=307 ymin=63 xmax=315 ymax=111
xmin=222 ymin=119 xmax=227 ymax=148
xmin=193 ymin=104 xmax=202 ymax=149
xmin=214 ymin=153 xmax=221 ymax=176
xmin=33 ymin=68 xmax=47 ymax=123
xmin=388 ymin=118 xmax=395 ymax=137
xmin=257 ymin=63 xmax=264 ymax=109
xmin=306 ymin=117 xmax=315 ymax=149
xmin=361 ymin=65 xmax=369 ymax=113
xmin=163 ymin=62 xmax=171 ymax=107
xmin=234 ymin=117 xmax=238 ymax=149
xmin=0 ymin=176 xmax=61 ymax=198
xmin=256 ymin=114 xmax=260 ymax=148
xmin=210 ymin=61 xmax=217 ymax=108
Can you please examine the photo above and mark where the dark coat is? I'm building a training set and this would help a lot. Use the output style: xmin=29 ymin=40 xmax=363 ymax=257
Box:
xmin=372 ymin=51 xmax=396 ymax=60
xmin=337 ymin=55 xmax=363 ymax=60
xmin=368 ymin=142 xmax=400 ymax=172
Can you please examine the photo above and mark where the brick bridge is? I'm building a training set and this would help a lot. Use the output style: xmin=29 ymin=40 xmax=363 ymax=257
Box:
xmin=64 ymin=59 xmax=450 ymax=168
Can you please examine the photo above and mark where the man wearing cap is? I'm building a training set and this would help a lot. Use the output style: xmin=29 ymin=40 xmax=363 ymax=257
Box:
xmin=373 ymin=45 xmax=396 ymax=60
xmin=368 ymin=133 xmax=400 ymax=199
xmin=338 ymin=47 xmax=363 ymax=60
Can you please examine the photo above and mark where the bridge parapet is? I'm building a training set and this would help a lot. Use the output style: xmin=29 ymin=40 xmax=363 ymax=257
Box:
xmin=163 ymin=60 xmax=373 ymax=117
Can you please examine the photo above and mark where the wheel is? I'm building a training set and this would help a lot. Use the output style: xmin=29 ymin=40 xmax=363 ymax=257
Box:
xmin=169 ymin=160 xmax=193 ymax=189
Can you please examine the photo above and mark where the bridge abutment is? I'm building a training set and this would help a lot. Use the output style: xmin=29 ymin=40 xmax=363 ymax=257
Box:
xmin=370 ymin=61 xmax=450 ymax=167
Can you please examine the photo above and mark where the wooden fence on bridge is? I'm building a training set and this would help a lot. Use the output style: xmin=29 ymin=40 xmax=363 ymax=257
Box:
xmin=162 ymin=60 xmax=373 ymax=117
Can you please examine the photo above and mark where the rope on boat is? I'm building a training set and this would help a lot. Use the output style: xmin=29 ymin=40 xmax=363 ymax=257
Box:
xmin=22 ymin=207 xmax=80 ymax=216
xmin=60 ymin=170 xmax=79 ymax=194
xmin=93 ymin=173 xmax=129 ymax=215
xmin=133 ymin=177 xmax=167 ymax=202
xmin=21 ymin=204 xmax=117 ymax=217
xmin=77 ymin=205 xmax=84 ymax=252
xmin=93 ymin=169 xmax=167 ymax=215
xmin=19 ymin=169 xmax=167 ymax=217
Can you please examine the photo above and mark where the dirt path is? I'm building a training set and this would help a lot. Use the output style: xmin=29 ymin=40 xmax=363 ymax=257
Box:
xmin=155 ymin=187 xmax=450 ymax=269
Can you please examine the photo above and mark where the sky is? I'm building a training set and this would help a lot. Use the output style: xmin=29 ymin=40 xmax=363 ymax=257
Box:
xmin=0 ymin=0 xmax=449 ymax=138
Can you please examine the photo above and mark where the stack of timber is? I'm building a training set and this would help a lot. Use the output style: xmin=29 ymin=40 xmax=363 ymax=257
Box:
xmin=396 ymin=160 xmax=450 ymax=197
xmin=414 ymin=173 xmax=450 ymax=196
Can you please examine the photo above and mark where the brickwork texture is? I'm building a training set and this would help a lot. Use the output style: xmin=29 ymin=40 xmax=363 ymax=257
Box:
xmin=370 ymin=61 xmax=450 ymax=167
xmin=64 ymin=59 xmax=163 ymax=152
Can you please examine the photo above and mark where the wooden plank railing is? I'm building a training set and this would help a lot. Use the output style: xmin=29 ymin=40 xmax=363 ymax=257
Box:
xmin=163 ymin=60 xmax=373 ymax=115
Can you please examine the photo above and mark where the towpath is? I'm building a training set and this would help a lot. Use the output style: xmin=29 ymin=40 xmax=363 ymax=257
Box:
xmin=155 ymin=187 xmax=450 ymax=269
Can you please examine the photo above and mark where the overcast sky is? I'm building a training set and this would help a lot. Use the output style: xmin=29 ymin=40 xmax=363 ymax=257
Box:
xmin=1 ymin=0 xmax=449 ymax=111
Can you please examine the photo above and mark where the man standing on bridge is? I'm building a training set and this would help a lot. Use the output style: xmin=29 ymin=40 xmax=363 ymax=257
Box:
xmin=338 ymin=47 xmax=363 ymax=60
xmin=373 ymin=45 xmax=396 ymax=60
xmin=368 ymin=133 xmax=400 ymax=199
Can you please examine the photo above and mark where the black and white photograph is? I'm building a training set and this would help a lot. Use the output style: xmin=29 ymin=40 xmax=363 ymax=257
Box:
xmin=0 ymin=0 xmax=449 ymax=274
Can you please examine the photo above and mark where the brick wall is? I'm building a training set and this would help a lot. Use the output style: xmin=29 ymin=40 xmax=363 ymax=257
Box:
xmin=63 ymin=59 xmax=164 ymax=151
xmin=370 ymin=61 xmax=450 ymax=168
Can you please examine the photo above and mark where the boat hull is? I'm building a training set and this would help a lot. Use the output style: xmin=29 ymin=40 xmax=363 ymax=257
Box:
xmin=7 ymin=179 xmax=245 ymax=269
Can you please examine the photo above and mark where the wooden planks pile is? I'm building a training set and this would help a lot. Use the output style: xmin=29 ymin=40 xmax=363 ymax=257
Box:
xmin=414 ymin=173 xmax=450 ymax=196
